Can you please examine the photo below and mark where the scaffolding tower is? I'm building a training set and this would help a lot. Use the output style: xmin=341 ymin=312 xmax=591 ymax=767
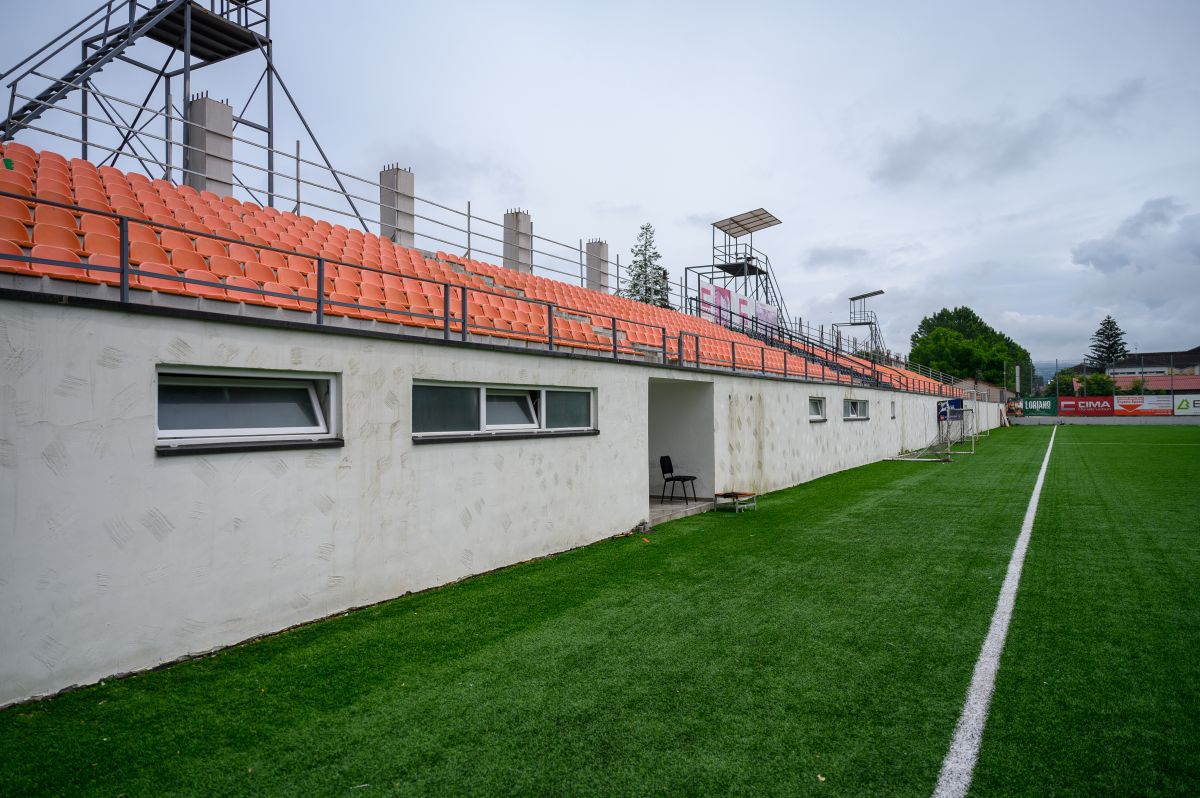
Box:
xmin=1 ymin=0 xmax=363 ymax=224
xmin=684 ymin=208 xmax=791 ymax=327
xmin=833 ymin=290 xmax=887 ymax=358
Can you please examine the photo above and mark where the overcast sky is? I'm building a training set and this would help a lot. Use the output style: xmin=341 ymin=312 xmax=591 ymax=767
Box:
xmin=5 ymin=1 xmax=1198 ymax=361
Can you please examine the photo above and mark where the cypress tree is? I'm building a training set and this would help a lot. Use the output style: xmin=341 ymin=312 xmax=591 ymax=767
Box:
xmin=1086 ymin=315 xmax=1130 ymax=368
xmin=623 ymin=223 xmax=672 ymax=309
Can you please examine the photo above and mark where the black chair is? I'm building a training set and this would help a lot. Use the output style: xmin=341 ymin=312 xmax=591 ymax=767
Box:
xmin=659 ymin=456 xmax=697 ymax=505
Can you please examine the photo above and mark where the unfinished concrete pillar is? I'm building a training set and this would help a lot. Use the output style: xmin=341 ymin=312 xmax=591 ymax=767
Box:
xmin=379 ymin=164 xmax=415 ymax=247
xmin=183 ymin=93 xmax=233 ymax=196
xmin=585 ymin=239 xmax=610 ymax=293
xmin=503 ymin=208 xmax=532 ymax=273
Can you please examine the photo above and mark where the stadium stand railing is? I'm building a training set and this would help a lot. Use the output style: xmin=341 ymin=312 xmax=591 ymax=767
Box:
xmin=0 ymin=143 xmax=961 ymax=395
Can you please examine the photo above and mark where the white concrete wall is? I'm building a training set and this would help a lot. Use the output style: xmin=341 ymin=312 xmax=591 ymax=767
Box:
xmin=0 ymin=298 xmax=1001 ymax=705
xmin=0 ymin=301 xmax=648 ymax=706
xmin=675 ymin=376 xmax=972 ymax=495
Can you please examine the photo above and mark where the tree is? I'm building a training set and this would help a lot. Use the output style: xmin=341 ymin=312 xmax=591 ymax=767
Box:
xmin=1086 ymin=315 xmax=1130 ymax=369
xmin=1047 ymin=369 xmax=1078 ymax=396
xmin=908 ymin=306 xmax=1031 ymax=389
xmin=623 ymin=223 xmax=672 ymax=309
xmin=1084 ymin=372 xmax=1115 ymax=396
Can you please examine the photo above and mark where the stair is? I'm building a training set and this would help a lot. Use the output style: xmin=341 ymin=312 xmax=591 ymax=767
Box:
xmin=2 ymin=0 xmax=186 ymax=142
xmin=4 ymin=32 xmax=131 ymax=139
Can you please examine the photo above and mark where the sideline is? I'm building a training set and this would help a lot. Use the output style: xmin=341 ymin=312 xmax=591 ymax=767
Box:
xmin=932 ymin=425 xmax=1058 ymax=798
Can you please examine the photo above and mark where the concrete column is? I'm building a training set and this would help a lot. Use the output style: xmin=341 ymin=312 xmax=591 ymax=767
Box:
xmin=183 ymin=93 xmax=233 ymax=196
xmin=585 ymin=239 xmax=609 ymax=293
xmin=379 ymin=164 xmax=415 ymax=247
xmin=503 ymin=208 xmax=532 ymax=273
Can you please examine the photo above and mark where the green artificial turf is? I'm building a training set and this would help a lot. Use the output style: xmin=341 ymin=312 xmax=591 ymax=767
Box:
xmin=970 ymin=425 xmax=1200 ymax=797
xmin=0 ymin=427 xmax=1050 ymax=796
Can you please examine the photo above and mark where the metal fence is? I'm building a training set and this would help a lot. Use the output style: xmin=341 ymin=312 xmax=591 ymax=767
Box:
xmin=1036 ymin=357 xmax=1195 ymax=397
xmin=3 ymin=74 xmax=672 ymax=305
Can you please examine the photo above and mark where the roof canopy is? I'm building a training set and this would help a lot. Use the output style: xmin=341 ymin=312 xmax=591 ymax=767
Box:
xmin=712 ymin=208 xmax=781 ymax=239
xmin=849 ymin=290 xmax=884 ymax=302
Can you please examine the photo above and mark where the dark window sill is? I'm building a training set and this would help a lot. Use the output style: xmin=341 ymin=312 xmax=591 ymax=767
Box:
xmin=842 ymin=417 xmax=871 ymax=422
xmin=809 ymin=418 xmax=827 ymax=423
xmin=413 ymin=429 xmax=600 ymax=445
xmin=156 ymin=437 xmax=345 ymax=457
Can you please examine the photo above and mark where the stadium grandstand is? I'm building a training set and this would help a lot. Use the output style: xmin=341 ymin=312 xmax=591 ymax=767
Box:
xmin=0 ymin=0 xmax=1000 ymax=707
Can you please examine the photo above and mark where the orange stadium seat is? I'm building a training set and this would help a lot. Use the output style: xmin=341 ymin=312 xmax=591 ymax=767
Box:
xmin=85 ymin=253 xmax=121 ymax=285
xmin=33 ymin=204 xmax=77 ymax=229
xmin=129 ymin=241 xmax=167 ymax=266
xmin=0 ymin=237 xmax=31 ymax=274
xmin=225 ymin=275 xmax=269 ymax=305
xmin=80 ymin=214 xmax=118 ymax=238
xmin=1 ymin=145 xmax=950 ymax=392
xmin=261 ymin=281 xmax=302 ymax=310
xmin=135 ymin=262 xmax=185 ymax=293
xmin=0 ymin=196 xmax=32 ymax=224
xmin=182 ymin=268 xmax=227 ymax=300
xmin=32 ymin=223 xmax=83 ymax=255
xmin=0 ymin=216 xmax=33 ymax=247
xmin=30 ymin=244 xmax=88 ymax=281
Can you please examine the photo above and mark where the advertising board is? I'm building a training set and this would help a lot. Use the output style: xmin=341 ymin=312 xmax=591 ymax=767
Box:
xmin=1173 ymin=394 xmax=1200 ymax=416
xmin=698 ymin=283 xmax=732 ymax=324
xmin=1058 ymin=396 xmax=1114 ymax=416
xmin=1021 ymin=397 xmax=1057 ymax=416
xmin=1114 ymin=395 xmax=1174 ymax=416
xmin=754 ymin=301 xmax=779 ymax=329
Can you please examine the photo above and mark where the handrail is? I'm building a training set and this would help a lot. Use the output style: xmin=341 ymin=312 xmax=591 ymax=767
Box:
xmin=0 ymin=189 xmax=962 ymax=396
xmin=0 ymin=0 xmax=117 ymax=85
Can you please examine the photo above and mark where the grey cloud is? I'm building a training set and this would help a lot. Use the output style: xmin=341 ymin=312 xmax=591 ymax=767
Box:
xmin=592 ymin=201 xmax=643 ymax=217
xmin=872 ymin=79 xmax=1144 ymax=187
xmin=805 ymin=245 xmax=868 ymax=267
xmin=1115 ymin=196 xmax=1184 ymax=238
xmin=684 ymin=212 xmax=718 ymax=227
xmin=1072 ymin=197 xmax=1199 ymax=274
xmin=386 ymin=136 xmax=525 ymax=199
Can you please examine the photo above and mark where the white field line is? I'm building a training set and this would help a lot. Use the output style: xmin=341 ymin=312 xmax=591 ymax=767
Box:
xmin=932 ymin=425 xmax=1058 ymax=798
xmin=1056 ymin=442 xmax=1200 ymax=446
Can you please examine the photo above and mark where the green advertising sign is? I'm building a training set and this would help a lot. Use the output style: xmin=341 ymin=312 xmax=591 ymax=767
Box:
xmin=1021 ymin=397 xmax=1057 ymax=416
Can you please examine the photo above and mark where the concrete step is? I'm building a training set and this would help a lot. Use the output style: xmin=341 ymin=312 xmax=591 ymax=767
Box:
xmin=648 ymin=498 xmax=714 ymax=525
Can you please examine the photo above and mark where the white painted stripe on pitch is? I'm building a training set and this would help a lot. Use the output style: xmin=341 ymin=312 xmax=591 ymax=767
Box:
xmin=932 ymin=424 xmax=1058 ymax=798
xmin=1057 ymin=442 xmax=1200 ymax=446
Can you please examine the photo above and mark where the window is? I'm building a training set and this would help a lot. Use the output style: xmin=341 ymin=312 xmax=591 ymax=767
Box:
xmin=808 ymin=396 xmax=826 ymax=422
xmin=413 ymin=384 xmax=480 ymax=433
xmin=546 ymin=390 xmax=592 ymax=429
xmin=486 ymin=390 xmax=540 ymax=430
xmin=157 ymin=370 xmax=338 ymax=449
xmin=413 ymin=383 xmax=594 ymax=439
xmin=890 ymin=400 xmax=896 ymax=419
xmin=843 ymin=398 xmax=870 ymax=420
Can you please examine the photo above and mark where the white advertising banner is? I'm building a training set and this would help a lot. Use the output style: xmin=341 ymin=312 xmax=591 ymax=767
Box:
xmin=698 ymin=283 xmax=777 ymax=330
xmin=755 ymin=301 xmax=779 ymax=329
xmin=699 ymin=283 xmax=715 ymax=322
xmin=1114 ymin=395 xmax=1174 ymax=416
xmin=1173 ymin=394 xmax=1200 ymax=416
xmin=734 ymin=293 xmax=754 ymax=323
xmin=698 ymin=282 xmax=731 ymax=323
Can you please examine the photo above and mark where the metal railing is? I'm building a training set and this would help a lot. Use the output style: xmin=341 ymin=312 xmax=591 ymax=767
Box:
xmin=3 ymin=77 xmax=656 ymax=300
xmin=686 ymin=294 xmax=961 ymax=391
xmin=0 ymin=190 xmax=960 ymax=396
